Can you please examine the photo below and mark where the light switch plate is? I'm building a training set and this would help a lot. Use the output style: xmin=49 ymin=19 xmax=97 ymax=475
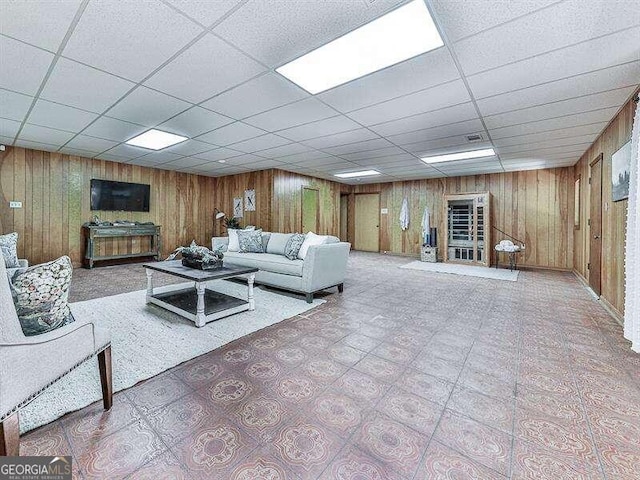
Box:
xmin=9 ymin=201 xmax=22 ymax=208
xmin=380 ymin=208 xmax=389 ymax=214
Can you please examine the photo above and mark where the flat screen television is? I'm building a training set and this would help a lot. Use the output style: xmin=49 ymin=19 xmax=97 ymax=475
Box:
xmin=90 ymin=179 xmax=150 ymax=212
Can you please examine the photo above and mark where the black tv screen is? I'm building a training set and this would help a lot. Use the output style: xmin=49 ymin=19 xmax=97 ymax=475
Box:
xmin=90 ymin=179 xmax=150 ymax=212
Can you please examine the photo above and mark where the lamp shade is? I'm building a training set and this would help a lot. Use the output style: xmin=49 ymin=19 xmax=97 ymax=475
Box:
xmin=215 ymin=211 xmax=226 ymax=220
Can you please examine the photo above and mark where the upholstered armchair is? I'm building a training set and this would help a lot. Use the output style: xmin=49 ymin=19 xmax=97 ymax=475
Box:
xmin=0 ymin=259 xmax=112 ymax=456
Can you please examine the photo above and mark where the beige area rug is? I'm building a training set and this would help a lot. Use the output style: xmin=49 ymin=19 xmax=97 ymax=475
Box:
xmin=400 ymin=260 xmax=520 ymax=282
xmin=19 ymin=281 xmax=324 ymax=433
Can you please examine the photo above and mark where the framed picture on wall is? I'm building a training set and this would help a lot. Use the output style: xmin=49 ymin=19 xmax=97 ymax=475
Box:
xmin=244 ymin=189 xmax=256 ymax=211
xmin=233 ymin=197 xmax=243 ymax=218
xmin=612 ymin=140 xmax=631 ymax=202
xmin=574 ymin=176 xmax=580 ymax=229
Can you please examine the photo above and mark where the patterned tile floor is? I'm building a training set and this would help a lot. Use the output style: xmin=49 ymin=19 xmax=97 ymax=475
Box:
xmin=22 ymin=252 xmax=640 ymax=479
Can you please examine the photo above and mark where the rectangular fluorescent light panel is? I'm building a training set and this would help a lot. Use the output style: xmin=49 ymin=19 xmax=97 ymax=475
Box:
xmin=276 ymin=0 xmax=444 ymax=94
xmin=126 ymin=129 xmax=187 ymax=150
xmin=335 ymin=170 xmax=381 ymax=179
xmin=421 ymin=148 xmax=496 ymax=164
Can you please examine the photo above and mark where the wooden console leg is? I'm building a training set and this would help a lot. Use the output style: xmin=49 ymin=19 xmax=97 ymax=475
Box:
xmin=338 ymin=283 xmax=344 ymax=293
xmin=306 ymin=293 xmax=313 ymax=303
xmin=98 ymin=347 xmax=113 ymax=411
xmin=247 ymin=274 xmax=255 ymax=311
xmin=1 ymin=411 xmax=20 ymax=456
xmin=145 ymin=269 xmax=154 ymax=303
xmin=195 ymin=283 xmax=206 ymax=327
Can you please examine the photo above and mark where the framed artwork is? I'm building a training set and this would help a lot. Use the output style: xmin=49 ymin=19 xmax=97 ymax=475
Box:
xmin=574 ymin=176 xmax=580 ymax=229
xmin=233 ymin=197 xmax=243 ymax=218
xmin=244 ymin=189 xmax=256 ymax=211
xmin=612 ymin=140 xmax=631 ymax=202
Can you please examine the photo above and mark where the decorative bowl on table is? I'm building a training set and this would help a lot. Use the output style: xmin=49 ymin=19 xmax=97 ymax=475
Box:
xmin=166 ymin=241 xmax=225 ymax=270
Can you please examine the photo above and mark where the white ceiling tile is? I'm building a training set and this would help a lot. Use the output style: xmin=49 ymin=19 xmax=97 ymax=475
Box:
xmin=145 ymin=33 xmax=267 ymax=103
xmin=0 ymin=0 xmax=82 ymax=51
xmin=369 ymin=102 xmax=479 ymax=137
xmin=466 ymin=28 xmax=640 ymax=99
xmin=339 ymin=146 xmax=407 ymax=161
xmin=242 ymin=159 xmax=284 ymax=169
xmin=102 ymin=143 xmax=151 ymax=159
xmin=163 ymin=139 xmax=216 ymax=156
xmin=228 ymin=133 xmax=291 ymax=153
xmin=493 ymin=123 xmax=608 ymax=147
xmin=40 ymin=58 xmax=135 ymax=112
xmin=57 ymin=146 xmax=98 ymax=158
xmin=12 ymin=138 xmax=59 ymax=151
xmin=318 ymin=48 xmax=460 ymax=112
xmin=161 ymin=156 xmax=209 ymax=168
xmin=82 ymin=116 xmax=147 ymax=142
xmin=195 ymin=122 xmax=264 ymax=146
xmin=353 ymin=153 xmax=418 ymax=167
xmin=254 ymin=142 xmax=313 ymax=159
xmin=217 ymin=153 xmax=264 ymax=166
xmin=105 ymin=86 xmax=191 ymax=127
xmin=496 ymin=134 xmax=598 ymax=155
xmin=0 ymin=35 xmax=54 ymax=95
xmin=0 ymin=118 xmax=22 ymax=138
xmin=484 ymin=87 xmax=636 ymax=129
xmin=278 ymin=150 xmax=334 ymax=164
xmin=213 ymin=0 xmax=407 ymax=67
xmin=278 ymin=115 xmax=361 ymax=142
xmin=404 ymin=137 xmax=492 ymax=157
xmin=292 ymin=156 xmax=347 ymax=168
xmin=64 ymin=134 xmax=118 ymax=153
xmin=18 ymin=123 xmax=75 ymax=146
xmin=303 ymin=128 xmax=379 ymax=150
xmin=500 ymin=143 xmax=592 ymax=157
xmin=0 ymin=88 xmax=33 ymax=121
xmin=453 ymin=0 xmax=640 ymax=76
xmin=201 ymin=73 xmax=308 ymax=119
xmin=64 ymin=0 xmax=203 ymax=82
xmin=158 ymin=106 xmax=233 ymax=137
xmin=28 ymin=99 xmax=98 ymax=132
xmin=346 ymin=80 xmax=471 ymax=125
xmin=476 ymin=62 xmax=640 ymax=116
xmin=94 ymin=152 xmax=131 ymax=163
xmin=244 ymin=98 xmax=336 ymax=131
xmin=488 ymin=106 xmax=620 ymax=139
xmin=323 ymin=138 xmax=393 ymax=156
xmin=431 ymin=0 xmax=559 ymax=43
xmin=388 ymin=119 xmax=485 ymax=146
xmin=191 ymin=147 xmax=244 ymax=161
xmin=137 ymin=151 xmax=183 ymax=164
xmin=165 ymin=0 xmax=243 ymax=26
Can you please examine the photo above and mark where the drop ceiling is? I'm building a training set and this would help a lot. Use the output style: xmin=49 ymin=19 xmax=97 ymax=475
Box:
xmin=0 ymin=0 xmax=638 ymax=184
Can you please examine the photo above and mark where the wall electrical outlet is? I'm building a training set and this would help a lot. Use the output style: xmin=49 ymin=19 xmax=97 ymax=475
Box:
xmin=9 ymin=201 xmax=22 ymax=208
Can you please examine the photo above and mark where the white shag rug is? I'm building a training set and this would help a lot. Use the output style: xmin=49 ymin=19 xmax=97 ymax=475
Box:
xmin=19 ymin=281 xmax=324 ymax=433
xmin=400 ymin=260 xmax=520 ymax=282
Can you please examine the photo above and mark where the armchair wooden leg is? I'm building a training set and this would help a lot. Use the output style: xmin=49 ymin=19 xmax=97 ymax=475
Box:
xmin=337 ymin=283 xmax=344 ymax=293
xmin=98 ymin=346 xmax=113 ymax=411
xmin=1 ymin=411 xmax=20 ymax=456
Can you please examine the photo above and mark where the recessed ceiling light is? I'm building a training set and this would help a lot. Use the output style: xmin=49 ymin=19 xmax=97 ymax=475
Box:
xmin=276 ymin=0 xmax=443 ymax=94
xmin=421 ymin=148 xmax=496 ymax=164
xmin=126 ymin=129 xmax=187 ymax=150
xmin=335 ymin=170 xmax=381 ymax=178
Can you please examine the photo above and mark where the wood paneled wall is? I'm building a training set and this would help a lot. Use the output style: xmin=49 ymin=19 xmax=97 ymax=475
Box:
xmin=352 ymin=168 xmax=575 ymax=270
xmin=573 ymin=93 xmax=637 ymax=316
xmin=211 ymin=169 xmax=273 ymax=234
xmin=0 ymin=147 xmax=216 ymax=266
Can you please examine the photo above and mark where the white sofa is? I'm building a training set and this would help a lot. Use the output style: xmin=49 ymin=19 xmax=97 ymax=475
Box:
xmin=212 ymin=233 xmax=350 ymax=303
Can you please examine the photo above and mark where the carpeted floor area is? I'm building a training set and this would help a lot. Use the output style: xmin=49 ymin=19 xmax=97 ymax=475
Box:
xmin=20 ymin=252 xmax=640 ymax=479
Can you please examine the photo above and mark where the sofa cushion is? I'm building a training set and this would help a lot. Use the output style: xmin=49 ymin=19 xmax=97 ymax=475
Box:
xmin=0 ymin=232 xmax=20 ymax=268
xmin=266 ymin=233 xmax=293 ymax=255
xmin=228 ymin=228 xmax=262 ymax=252
xmin=298 ymin=232 xmax=329 ymax=259
xmin=10 ymin=255 xmax=75 ymax=336
xmin=284 ymin=233 xmax=305 ymax=260
xmin=224 ymin=252 xmax=303 ymax=276
xmin=237 ymin=230 xmax=264 ymax=253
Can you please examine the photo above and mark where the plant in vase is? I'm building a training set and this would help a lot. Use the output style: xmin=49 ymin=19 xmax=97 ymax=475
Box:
xmin=224 ymin=217 xmax=241 ymax=230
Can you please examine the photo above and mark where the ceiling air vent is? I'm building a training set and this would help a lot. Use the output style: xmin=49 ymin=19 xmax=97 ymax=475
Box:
xmin=466 ymin=134 xmax=483 ymax=142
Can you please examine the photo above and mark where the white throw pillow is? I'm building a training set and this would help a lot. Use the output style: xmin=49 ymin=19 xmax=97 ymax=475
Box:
xmin=228 ymin=228 xmax=261 ymax=252
xmin=298 ymin=231 xmax=329 ymax=260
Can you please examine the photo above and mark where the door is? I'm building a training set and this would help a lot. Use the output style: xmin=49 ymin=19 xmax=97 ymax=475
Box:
xmin=302 ymin=187 xmax=319 ymax=233
xmin=340 ymin=194 xmax=348 ymax=241
xmin=354 ymin=193 xmax=380 ymax=252
xmin=589 ymin=154 xmax=603 ymax=295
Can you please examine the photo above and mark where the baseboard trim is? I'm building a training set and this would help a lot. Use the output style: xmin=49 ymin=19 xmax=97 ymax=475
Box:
xmin=572 ymin=270 xmax=624 ymax=326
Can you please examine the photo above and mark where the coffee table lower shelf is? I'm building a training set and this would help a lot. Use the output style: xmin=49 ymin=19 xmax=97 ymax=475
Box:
xmin=148 ymin=287 xmax=251 ymax=326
